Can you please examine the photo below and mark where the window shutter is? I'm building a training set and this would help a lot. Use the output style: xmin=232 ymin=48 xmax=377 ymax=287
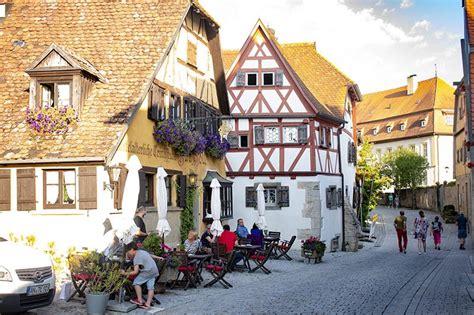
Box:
xmin=347 ymin=141 xmax=353 ymax=163
xmin=245 ymin=187 xmax=257 ymax=207
xmin=319 ymin=127 xmax=326 ymax=147
xmin=177 ymin=175 xmax=187 ymax=208
xmin=236 ymin=71 xmax=245 ymax=87
xmin=17 ymin=168 xmax=36 ymax=211
xmin=227 ymin=133 xmax=239 ymax=149
xmin=114 ymin=165 xmax=128 ymax=210
xmin=325 ymin=188 xmax=332 ymax=209
xmin=255 ymin=126 xmax=265 ymax=144
xmin=148 ymin=86 xmax=158 ymax=121
xmin=0 ymin=169 xmax=11 ymax=211
xmin=137 ymin=171 xmax=147 ymax=207
xmin=297 ymin=125 xmax=308 ymax=144
xmin=275 ymin=70 xmax=284 ymax=86
xmin=353 ymin=143 xmax=357 ymax=165
xmin=78 ymin=167 xmax=97 ymax=210
xmin=327 ymin=128 xmax=332 ymax=148
xmin=277 ymin=186 xmax=290 ymax=207
xmin=337 ymin=188 xmax=342 ymax=206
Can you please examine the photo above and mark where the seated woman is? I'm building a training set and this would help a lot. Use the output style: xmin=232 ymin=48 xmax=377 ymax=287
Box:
xmin=184 ymin=230 xmax=201 ymax=254
xmin=248 ymin=224 xmax=264 ymax=248
xmin=200 ymin=224 xmax=216 ymax=254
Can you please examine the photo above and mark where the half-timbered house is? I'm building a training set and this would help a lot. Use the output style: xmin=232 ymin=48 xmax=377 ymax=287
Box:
xmin=0 ymin=1 xmax=231 ymax=250
xmin=222 ymin=21 xmax=361 ymax=248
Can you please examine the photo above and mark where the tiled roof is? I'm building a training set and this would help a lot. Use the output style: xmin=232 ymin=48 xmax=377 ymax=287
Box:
xmin=0 ymin=0 xmax=191 ymax=162
xmin=222 ymin=40 xmax=355 ymax=120
xmin=356 ymin=77 xmax=455 ymax=142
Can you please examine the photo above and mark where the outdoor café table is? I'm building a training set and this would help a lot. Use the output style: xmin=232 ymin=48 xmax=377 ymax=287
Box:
xmin=234 ymin=244 xmax=261 ymax=271
xmin=187 ymin=253 xmax=212 ymax=284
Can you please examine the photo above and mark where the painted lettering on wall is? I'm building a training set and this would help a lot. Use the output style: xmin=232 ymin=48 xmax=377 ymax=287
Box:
xmin=126 ymin=141 xmax=207 ymax=166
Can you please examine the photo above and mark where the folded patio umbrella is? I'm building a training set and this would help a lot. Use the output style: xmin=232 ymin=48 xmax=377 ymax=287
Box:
xmin=256 ymin=184 xmax=267 ymax=230
xmin=156 ymin=167 xmax=171 ymax=238
xmin=116 ymin=154 xmax=142 ymax=244
xmin=210 ymin=178 xmax=223 ymax=236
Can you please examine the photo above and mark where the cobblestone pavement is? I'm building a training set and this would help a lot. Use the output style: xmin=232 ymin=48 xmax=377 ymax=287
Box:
xmin=31 ymin=207 xmax=474 ymax=314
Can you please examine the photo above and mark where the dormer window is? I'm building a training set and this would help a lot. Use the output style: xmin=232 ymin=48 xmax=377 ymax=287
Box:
xmin=400 ymin=123 xmax=406 ymax=131
xmin=420 ymin=119 xmax=426 ymax=128
xmin=26 ymin=43 xmax=105 ymax=114
xmin=386 ymin=126 xmax=392 ymax=133
xmin=373 ymin=128 xmax=378 ymax=135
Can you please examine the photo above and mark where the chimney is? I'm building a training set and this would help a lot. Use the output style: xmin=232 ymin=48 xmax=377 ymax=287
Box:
xmin=407 ymin=74 xmax=418 ymax=95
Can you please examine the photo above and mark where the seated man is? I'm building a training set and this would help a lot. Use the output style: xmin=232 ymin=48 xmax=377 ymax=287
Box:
xmin=219 ymin=224 xmax=243 ymax=270
xmin=123 ymin=242 xmax=160 ymax=310
xmin=200 ymin=224 xmax=215 ymax=254
xmin=235 ymin=218 xmax=249 ymax=239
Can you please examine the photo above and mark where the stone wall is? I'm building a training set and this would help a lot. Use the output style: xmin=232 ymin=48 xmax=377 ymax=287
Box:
xmin=344 ymin=197 xmax=360 ymax=252
xmin=296 ymin=181 xmax=322 ymax=240
xmin=390 ymin=184 xmax=458 ymax=211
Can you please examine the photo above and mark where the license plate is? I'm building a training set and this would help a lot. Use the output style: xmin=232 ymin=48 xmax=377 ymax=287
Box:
xmin=27 ymin=284 xmax=49 ymax=296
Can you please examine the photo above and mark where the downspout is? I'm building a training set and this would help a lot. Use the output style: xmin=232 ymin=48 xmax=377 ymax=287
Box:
xmin=337 ymin=122 xmax=346 ymax=251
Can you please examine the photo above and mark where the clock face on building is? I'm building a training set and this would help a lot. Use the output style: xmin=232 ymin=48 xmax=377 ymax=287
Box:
xmin=284 ymin=127 xmax=298 ymax=143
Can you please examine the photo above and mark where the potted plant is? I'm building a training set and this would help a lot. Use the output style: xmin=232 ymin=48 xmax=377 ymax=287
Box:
xmin=301 ymin=236 xmax=326 ymax=263
xmin=78 ymin=251 xmax=127 ymax=315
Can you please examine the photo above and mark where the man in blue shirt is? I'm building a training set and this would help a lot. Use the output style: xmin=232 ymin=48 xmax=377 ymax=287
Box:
xmin=457 ymin=213 xmax=468 ymax=250
xmin=235 ymin=218 xmax=249 ymax=239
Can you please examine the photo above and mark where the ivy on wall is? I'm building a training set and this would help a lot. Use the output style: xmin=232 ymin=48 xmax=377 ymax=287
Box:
xmin=180 ymin=186 xmax=197 ymax=243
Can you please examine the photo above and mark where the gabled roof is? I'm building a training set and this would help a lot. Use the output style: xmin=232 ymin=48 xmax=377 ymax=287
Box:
xmin=356 ymin=77 xmax=455 ymax=142
xmin=26 ymin=43 xmax=107 ymax=83
xmin=222 ymin=22 xmax=360 ymax=121
xmin=0 ymin=0 xmax=197 ymax=162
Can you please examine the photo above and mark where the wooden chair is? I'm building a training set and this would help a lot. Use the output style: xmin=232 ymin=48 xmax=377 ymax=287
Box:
xmin=67 ymin=253 xmax=96 ymax=302
xmin=249 ymin=242 xmax=275 ymax=274
xmin=171 ymin=251 xmax=197 ymax=290
xmin=211 ymin=242 xmax=227 ymax=259
xmin=204 ymin=251 xmax=236 ymax=289
xmin=268 ymin=231 xmax=281 ymax=239
xmin=274 ymin=235 xmax=296 ymax=261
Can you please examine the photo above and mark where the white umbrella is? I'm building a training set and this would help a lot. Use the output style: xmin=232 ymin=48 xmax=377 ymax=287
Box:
xmin=156 ymin=167 xmax=171 ymax=237
xmin=116 ymin=155 xmax=142 ymax=244
xmin=256 ymin=184 xmax=267 ymax=229
xmin=210 ymin=178 xmax=223 ymax=236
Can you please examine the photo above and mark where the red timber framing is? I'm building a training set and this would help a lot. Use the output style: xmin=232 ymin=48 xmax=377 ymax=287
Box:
xmin=225 ymin=20 xmax=341 ymax=178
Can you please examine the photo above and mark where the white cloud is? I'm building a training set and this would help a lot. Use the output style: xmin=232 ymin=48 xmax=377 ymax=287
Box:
xmin=382 ymin=8 xmax=395 ymax=15
xmin=199 ymin=0 xmax=461 ymax=93
xmin=415 ymin=56 xmax=436 ymax=67
xmin=400 ymin=0 xmax=413 ymax=9
xmin=410 ymin=20 xmax=431 ymax=34
xmin=375 ymin=0 xmax=384 ymax=6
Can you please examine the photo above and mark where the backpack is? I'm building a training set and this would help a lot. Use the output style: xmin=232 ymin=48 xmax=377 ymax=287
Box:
xmin=432 ymin=221 xmax=441 ymax=232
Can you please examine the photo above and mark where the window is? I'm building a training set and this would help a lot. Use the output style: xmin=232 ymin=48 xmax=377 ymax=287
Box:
xmin=386 ymin=147 xmax=392 ymax=154
xmin=240 ymin=135 xmax=248 ymax=148
xmin=263 ymin=72 xmax=274 ymax=86
xmin=326 ymin=186 xmax=338 ymax=210
xmin=357 ymin=130 xmax=362 ymax=138
xmin=43 ymin=170 xmax=76 ymax=209
xmin=264 ymin=127 xmax=280 ymax=144
xmin=203 ymin=184 xmax=233 ymax=219
xmin=165 ymin=176 xmax=172 ymax=206
xmin=246 ymin=73 xmax=257 ymax=86
xmin=422 ymin=143 xmax=428 ymax=158
xmin=283 ymin=127 xmax=298 ymax=143
xmin=444 ymin=114 xmax=454 ymax=126
xmin=264 ymin=187 xmax=278 ymax=207
xmin=420 ymin=119 xmax=426 ymax=128
xmin=187 ymin=40 xmax=197 ymax=67
xmin=319 ymin=127 xmax=328 ymax=147
xmin=39 ymin=82 xmax=71 ymax=108
xmin=387 ymin=126 xmax=392 ymax=133
xmin=409 ymin=144 xmax=416 ymax=151
xmin=169 ymin=94 xmax=181 ymax=120
xmin=398 ymin=145 xmax=403 ymax=150
xmin=148 ymin=85 xmax=166 ymax=122
xmin=376 ymin=149 xmax=382 ymax=160
xmin=400 ymin=123 xmax=406 ymax=131
xmin=138 ymin=172 xmax=154 ymax=207
xmin=373 ymin=128 xmax=378 ymax=135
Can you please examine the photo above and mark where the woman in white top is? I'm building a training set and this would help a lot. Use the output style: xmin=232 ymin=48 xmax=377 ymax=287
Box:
xmin=184 ymin=230 xmax=201 ymax=254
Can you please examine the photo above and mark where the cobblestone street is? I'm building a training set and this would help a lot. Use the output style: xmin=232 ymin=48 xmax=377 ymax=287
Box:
xmin=33 ymin=207 xmax=474 ymax=315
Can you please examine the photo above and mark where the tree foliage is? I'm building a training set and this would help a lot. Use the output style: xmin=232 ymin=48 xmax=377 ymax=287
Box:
xmin=180 ymin=186 xmax=196 ymax=243
xmin=356 ymin=142 xmax=392 ymax=225
xmin=383 ymin=148 xmax=429 ymax=208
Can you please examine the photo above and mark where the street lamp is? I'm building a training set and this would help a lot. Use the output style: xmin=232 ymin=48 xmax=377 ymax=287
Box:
xmin=103 ymin=165 xmax=121 ymax=192
xmin=188 ymin=172 xmax=197 ymax=187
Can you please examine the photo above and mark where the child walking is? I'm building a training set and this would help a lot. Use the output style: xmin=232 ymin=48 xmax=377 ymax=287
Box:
xmin=430 ymin=216 xmax=444 ymax=250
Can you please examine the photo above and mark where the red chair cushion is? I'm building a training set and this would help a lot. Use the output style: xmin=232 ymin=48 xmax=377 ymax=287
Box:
xmin=178 ymin=266 xmax=196 ymax=272
xmin=73 ymin=273 xmax=94 ymax=281
xmin=278 ymin=244 xmax=289 ymax=250
xmin=250 ymin=255 xmax=266 ymax=261
xmin=127 ymin=274 xmax=137 ymax=281
xmin=206 ymin=264 xmax=216 ymax=270
xmin=214 ymin=266 xmax=224 ymax=272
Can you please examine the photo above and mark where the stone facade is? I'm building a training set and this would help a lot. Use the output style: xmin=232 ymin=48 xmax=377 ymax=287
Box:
xmin=296 ymin=181 xmax=322 ymax=240
xmin=344 ymin=197 xmax=360 ymax=252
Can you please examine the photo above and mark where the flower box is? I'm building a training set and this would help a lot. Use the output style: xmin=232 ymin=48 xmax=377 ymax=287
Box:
xmin=301 ymin=249 xmax=323 ymax=263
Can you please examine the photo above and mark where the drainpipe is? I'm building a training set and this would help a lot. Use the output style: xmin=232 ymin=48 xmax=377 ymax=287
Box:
xmin=337 ymin=122 xmax=346 ymax=251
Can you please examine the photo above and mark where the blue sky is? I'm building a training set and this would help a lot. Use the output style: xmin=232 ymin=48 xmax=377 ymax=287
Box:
xmin=201 ymin=0 xmax=464 ymax=93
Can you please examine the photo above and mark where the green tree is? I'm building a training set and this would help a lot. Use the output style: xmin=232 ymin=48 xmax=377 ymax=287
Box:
xmin=383 ymin=148 xmax=429 ymax=209
xmin=180 ymin=186 xmax=196 ymax=243
xmin=356 ymin=142 xmax=392 ymax=226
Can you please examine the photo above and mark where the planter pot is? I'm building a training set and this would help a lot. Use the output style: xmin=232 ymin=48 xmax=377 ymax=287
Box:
xmin=86 ymin=292 xmax=110 ymax=315
xmin=301 ymin=249 xmax=324 ymax=264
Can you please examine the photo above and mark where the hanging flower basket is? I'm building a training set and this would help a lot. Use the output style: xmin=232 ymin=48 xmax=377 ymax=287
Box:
xmin=26 ymin=105 xmax=78 ymax=136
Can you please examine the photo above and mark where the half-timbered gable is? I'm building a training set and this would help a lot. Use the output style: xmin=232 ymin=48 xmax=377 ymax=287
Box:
xmin=222 ymin=20 xmax=361 ymax=249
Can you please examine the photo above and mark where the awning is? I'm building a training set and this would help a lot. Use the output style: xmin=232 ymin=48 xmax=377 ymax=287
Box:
xmin=202 ymin=170 xmax=233 ymax=186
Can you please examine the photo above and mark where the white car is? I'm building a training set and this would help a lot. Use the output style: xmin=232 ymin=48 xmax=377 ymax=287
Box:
xmin=0 ymin=237 xmax=56 ymax=313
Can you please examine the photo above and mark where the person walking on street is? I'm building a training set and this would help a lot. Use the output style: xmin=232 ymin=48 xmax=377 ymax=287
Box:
xmin=394 ymin=210 xmax=408 ymax=253
xmin=414 ymin=210 xmax=429 ymax=255
xmin=394 ymin=195 xmax=400 ymax=209
xmin=457 ymin=213 xmax=468 ymax=250
xmin=388 ymin=194 xmax=394 ymax=208
xmin=430 ymin=216 xmax=443 ymax=250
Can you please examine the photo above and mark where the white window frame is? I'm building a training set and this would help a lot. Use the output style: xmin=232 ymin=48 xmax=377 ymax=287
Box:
xmin=444 ymin=114 xmax=454 ymax=126
xmin=283 ymin=127 xmax=298 ymax=144
xmin=264 ymin=127 xmax=280 ymax=144
xmin=262 ymin=72 xmax=275 ymax=86
xmin=387 ymin=126 xmax=392 ymax=133
xmin=400 ymin=123 xmax=406 ymax=131
xmin=264 ymin=187 xmax=278 ymax=207
xmin=373 ymin=128 xmax=378 ymax=135
xmin=420 ymin=119 xmax=427 ymax=128
xmin=246 ymin=72 xmax=258 ymax=86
